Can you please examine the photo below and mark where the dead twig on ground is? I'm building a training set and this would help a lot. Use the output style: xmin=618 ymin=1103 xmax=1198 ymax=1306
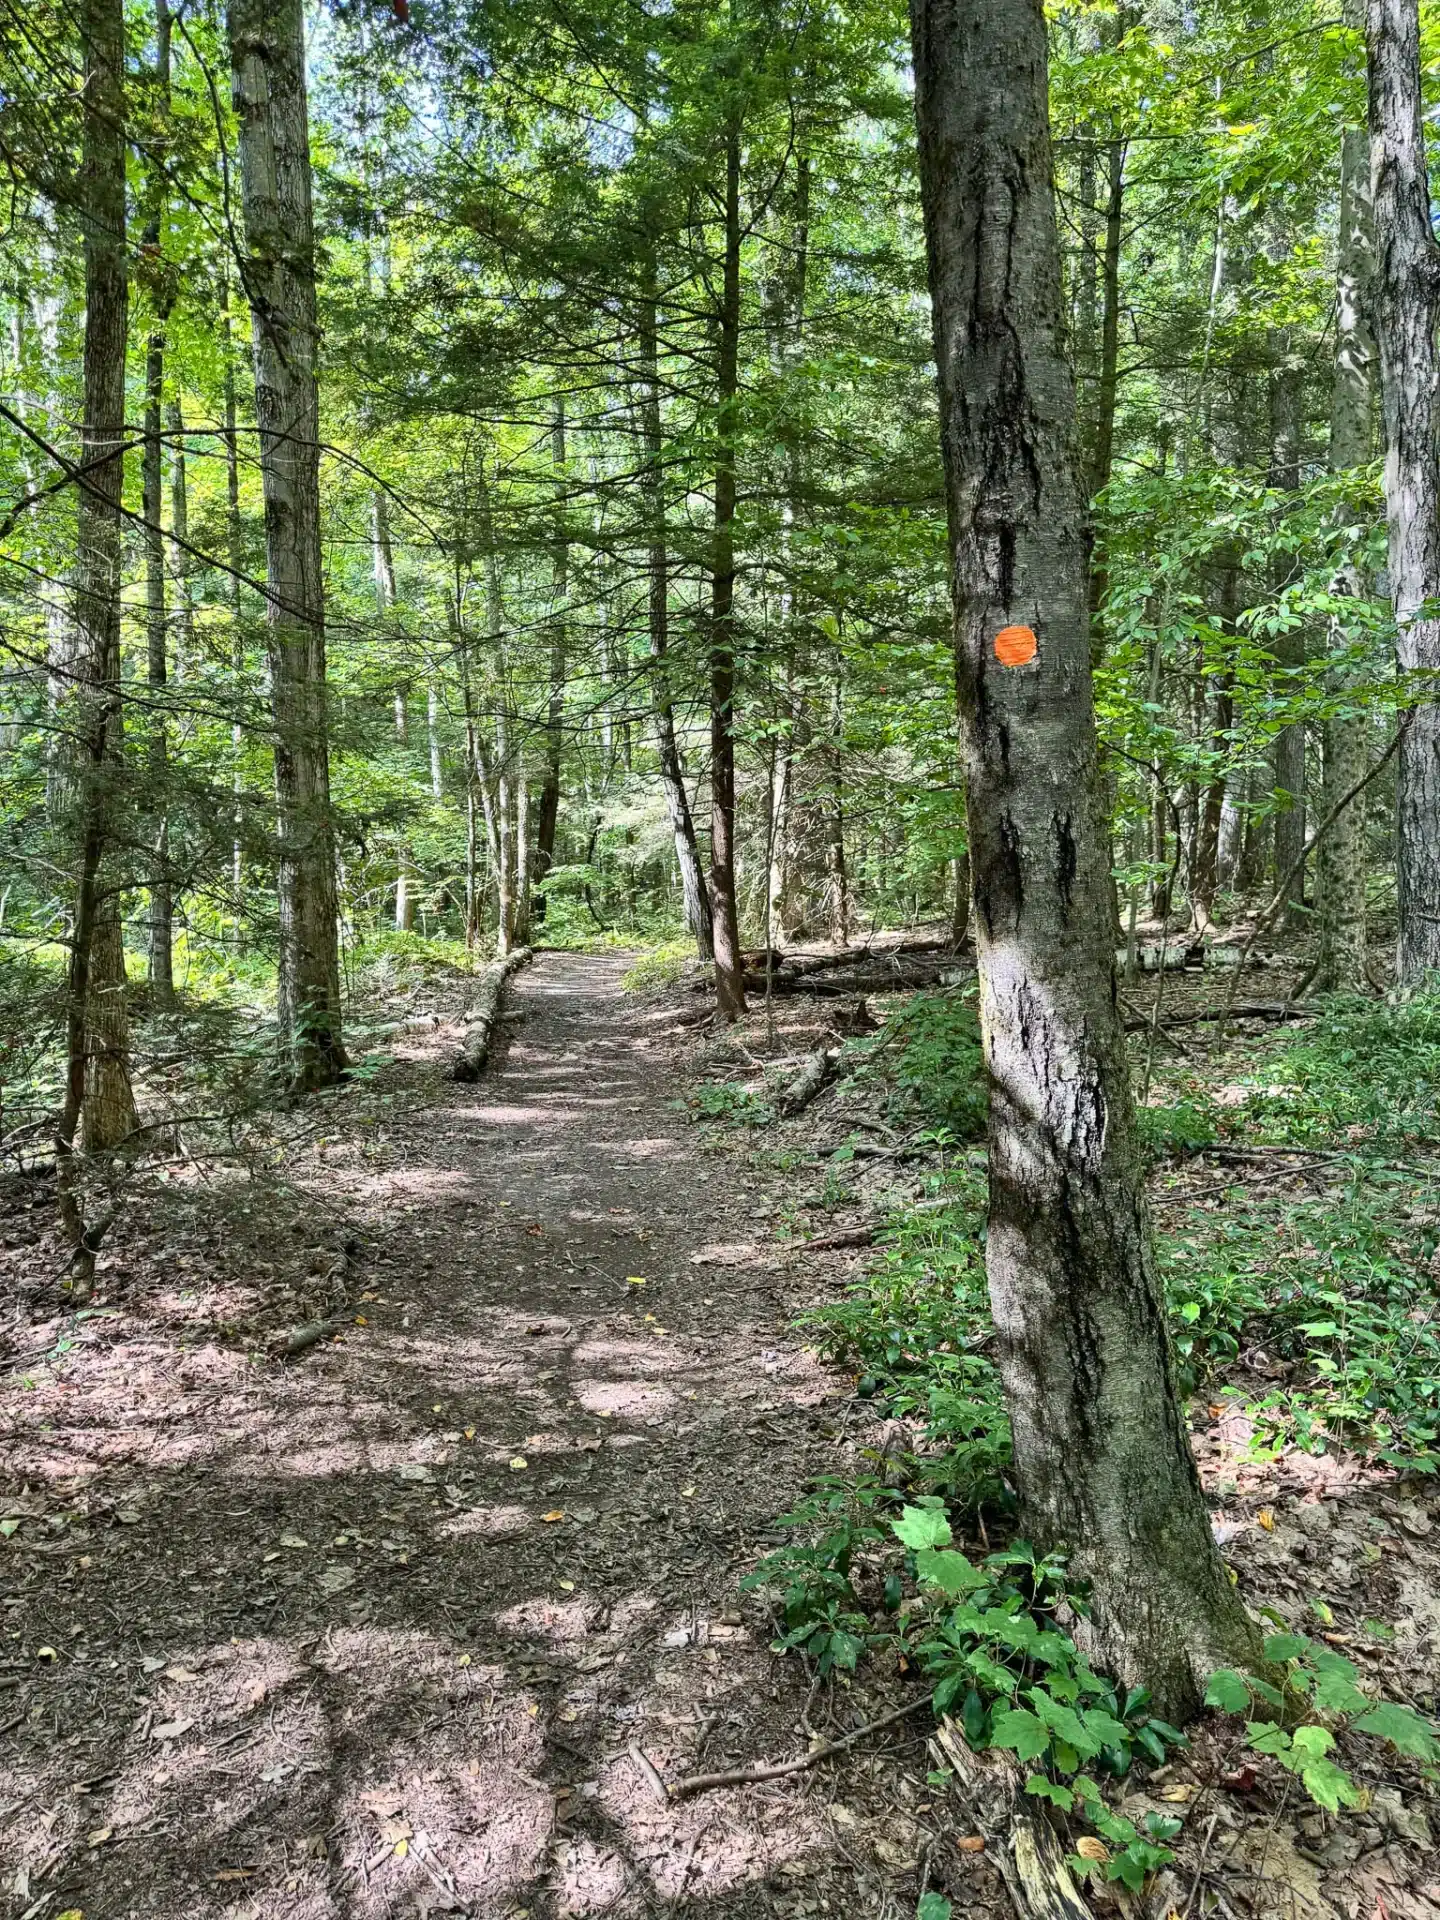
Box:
xmin=668 ymin=1696 xmax=928 ymax=1797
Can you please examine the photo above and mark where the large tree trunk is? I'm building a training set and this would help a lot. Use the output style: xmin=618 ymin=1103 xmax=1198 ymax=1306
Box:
xmin=909 ymin=0 xmax=1259 ymax=1713
xmin=75 ymin=0 xmax=139 ymax=1152
xmin=1316 ymin=128 xmax=1378 ymax=992
xmin=709 ymin=111 xmax=747 ymax=1020
xmin=229 ymin=0 xmax=347 ymax=1090
xmin=1366 ymin=0 xmax=1440 ymax=985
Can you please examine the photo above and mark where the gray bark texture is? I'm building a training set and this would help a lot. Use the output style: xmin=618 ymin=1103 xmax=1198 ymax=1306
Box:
xmin=75 ymin=0 xmax=138 ymax=1152
xmin=909 ymin=0 xmax=1259 ymax=1712
xmin=1316 ymin=127 xmax=1377 ymax=993
xmin=229 ymin=0 xmax=347 ymax=1088
xmin=1366 ymin=0 xmax=1440 ymax=984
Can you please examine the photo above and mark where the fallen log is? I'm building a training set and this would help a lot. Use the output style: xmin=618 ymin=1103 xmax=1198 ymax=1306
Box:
xmin=449 ymin=947 xmax=533 ymax=1082
xmin=777 ymin=1045 xmax=837 ymax=1117
xmin=1123 ymin=1000 xmax=1312 ymax=1033
xmin=930 ymin=1717 xmax=1092 ymax=1920
xmin=742 ymin=961 xmax=957 ymax=998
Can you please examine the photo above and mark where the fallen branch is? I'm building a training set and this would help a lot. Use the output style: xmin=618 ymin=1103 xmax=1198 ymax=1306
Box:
xmin=273 ymin=1250 xmax=355 ymax=1358
xmin=448 ymin=947 xmax=533 ymax=1082
xmin=800 ymin=1224 xmax=877 ymax=1253
xmin=1124 ymin=1000 xmax=1314 ymax=1033
xmin=668 ymin=1696 xmax=929 ymax=1797
xmin=276 ymin=1310 xmax=353 ymax=1358
xmin=628 ymin=1741 xmax=670 ymax=1807
xmin=777 ymin=1046 xmax=837 ymax=1117
xmin=930 ymin=1717 xmax=1092 ymax=1920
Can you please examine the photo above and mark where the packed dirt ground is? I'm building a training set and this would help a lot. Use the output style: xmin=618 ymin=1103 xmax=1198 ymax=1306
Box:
xmin=1 ymin=945 xmax=1438 ymax=1919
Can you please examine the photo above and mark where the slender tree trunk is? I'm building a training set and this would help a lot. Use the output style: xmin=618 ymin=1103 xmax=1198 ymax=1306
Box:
xmin=1366 ymin=0 xmax=1440 ymax=984
xmin=74 ymin=0 xmax=139 ymax=1152
xmin=167 ymin=400 xmax=194 ymax=676
xmin=229 ymin=0 xmax=346 ymax=1087
xmin=1268 ymin=341 xmax=1307 ymax=929
xmin=222 ymin=266 xmax=247 ymax=914
xmin=909 ymin=0 xmax=1260 ymax=1712
xmin=1317 ymin=128 xmax=1378 ymax=992
xmin=143 ymin=323 xmax=174 ymax=1006
xmin=1193 ymin=559 xmax=1239 ymax=930
xmin=825 ymin=674 xmax=849 ymax=946
xmin=1089 ymin=131 xmax=1125 ymax=503
xmin=639 ymin=263 xmax=713 ymax=958
xmin=709 ymin=108 xmax=747 ymax=1019
xmin=533 ymin=400 xmax=567 ymax=923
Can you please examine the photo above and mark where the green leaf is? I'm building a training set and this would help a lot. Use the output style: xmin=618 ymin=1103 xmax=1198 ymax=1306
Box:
xmin=1289 ymin=1724 xmax=1335 ymax=1763
xmin=961 ymin=1686 xmax=989 ymax=1749
xmin=1310 ymin=1668 xmax=1369 ymax=1715
xmin=1262 ymin=1633 xmax=1312 ymax=1663
xmin=916 ymin=1896 xmax=953 ymax=1920
xmin=1024 ymin=1774 xmax=1074 ymax=1810
xmin=1248 ymin=1724 xmax=1294 ymax=1761
xmin=1298 ymin=1758 xmax=1361 ymax=1815
xmin=989 ymin=1708 xmax=1051 ymax=1763
xmin=1204 ymin=1669 xmax=1251 ymax=1715
xmin=893 ymin=1505 xmax=953 ymax=1552
xmin=1079 ymin=1710 xmax=1129 ymax=1750
xmin=915 ymin=1547 xmax=986 ymax=1596
xmin=1029 ymin=1689 xmax=1103 ymax=1758
xmin=1353 ymin=1702 xmax=1440 ymax=1762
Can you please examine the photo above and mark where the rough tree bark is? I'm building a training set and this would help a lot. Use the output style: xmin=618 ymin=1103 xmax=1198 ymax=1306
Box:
xmin=1366 ymin=0 xmax=1440 ymax=984
xmin=909 ymin=0 xmax=1260 ymax=1712
xmin=709 ymin=105 xmax=747 ymax=1021
xmin=74 ymin=0 xmax=139 ymax=1151
xmin=229 ymin=0 xmax=347 ymax=1089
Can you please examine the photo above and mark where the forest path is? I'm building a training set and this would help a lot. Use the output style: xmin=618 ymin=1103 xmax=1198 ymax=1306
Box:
xmin=4 ymin=951 xmax=931 ymax=1920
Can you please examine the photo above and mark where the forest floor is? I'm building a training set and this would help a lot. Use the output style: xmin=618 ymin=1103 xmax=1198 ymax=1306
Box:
xmin=2 ymin=944 xmax=1439 ymax=1920
xmin=0 ymin=948 xmax=968 ymax=1920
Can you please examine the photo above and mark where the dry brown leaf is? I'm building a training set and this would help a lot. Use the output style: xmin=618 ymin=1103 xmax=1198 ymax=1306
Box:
xmin=540 ymin=1510 xmax=565 ymax=1523
xmin=1075 ymin=1836 xmax=1109 ymax=1863
xmin=955 ymin=1835 xmax=985 ymax=1853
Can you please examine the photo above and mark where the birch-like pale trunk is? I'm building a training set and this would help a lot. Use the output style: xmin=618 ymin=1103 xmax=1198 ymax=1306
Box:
xmin=1366 ymin=0 xmax=1440 ymax=984
xmin=910 ymin=0 xmax=1260 ymax=1711
xmin=229 ymin=0 xmax=346 ymax=1088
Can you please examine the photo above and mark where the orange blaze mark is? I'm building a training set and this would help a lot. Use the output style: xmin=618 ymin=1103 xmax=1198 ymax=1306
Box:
xmin=993 ymin=624 xmax=1038 ymax=666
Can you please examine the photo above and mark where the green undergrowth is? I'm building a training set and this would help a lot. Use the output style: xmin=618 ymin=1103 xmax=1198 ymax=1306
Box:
xmin=748 ymin=992 xmax=1440 ymax=1899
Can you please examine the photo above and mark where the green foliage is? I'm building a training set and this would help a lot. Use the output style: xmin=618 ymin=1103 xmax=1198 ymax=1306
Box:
xmin=803 ymin=1164 xmax=1012 ymax=1510
xmin=620 ymin=941 xmax=697 ymax=994
xmin=847 ymin=991 xmax=988 ymax=1143
xmin=1156 ymin=997 xmax=1440 ymax=1469
xmin=746 ymin=1490 xmax=1187 ymax=1892
xmin=687 ymin=1080 xmax=776 ymax=1126
xmin=1205 ymin=1633 xmax=1440 ymax=1814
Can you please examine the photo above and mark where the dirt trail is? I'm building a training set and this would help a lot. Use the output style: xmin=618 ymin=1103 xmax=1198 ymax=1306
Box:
xmin=2 ymin=952 xmax=930 ymax=1919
